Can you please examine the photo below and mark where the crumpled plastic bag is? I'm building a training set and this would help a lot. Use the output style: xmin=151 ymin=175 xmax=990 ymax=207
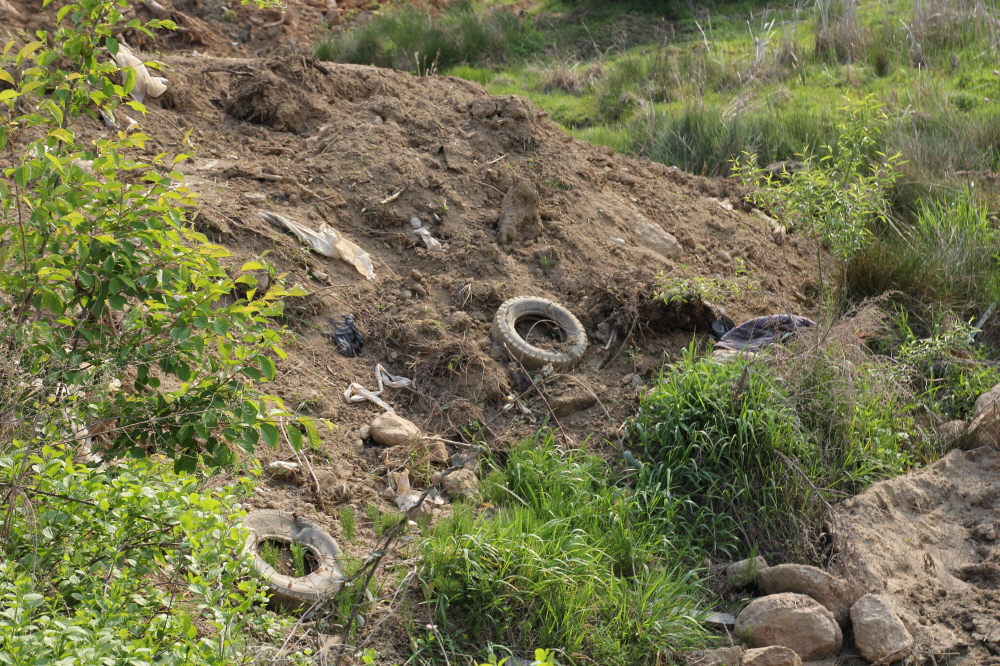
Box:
xmin=328 ymin=314 xmax=364 ymax=357
xmin=259 ymin=211 xmax=375 ymax=280
xmin=715 ymin=314 xmax=816 ymax=352
xmin=376 ymin=363 xmax=412 ymax=391
xmin=112 ymin=44 xmax=168 ymax=103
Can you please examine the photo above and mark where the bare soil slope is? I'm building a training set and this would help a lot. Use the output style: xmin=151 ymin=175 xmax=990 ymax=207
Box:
xmin=832 ymin=445 xmax=1000 ymax=664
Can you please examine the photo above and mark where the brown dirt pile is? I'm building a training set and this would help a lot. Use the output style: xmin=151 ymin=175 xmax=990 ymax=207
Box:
xmin=831 ymin=445 xmax=1000 ymax=665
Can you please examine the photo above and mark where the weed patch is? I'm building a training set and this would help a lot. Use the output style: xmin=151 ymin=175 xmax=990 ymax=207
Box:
xmin=421 ymin=434 xmax=710 ymax=666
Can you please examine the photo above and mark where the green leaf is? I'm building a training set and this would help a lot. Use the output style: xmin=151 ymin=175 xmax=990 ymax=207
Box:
xmin=259 ymin=423 xmax=279 ymax=448
xmin=286 ymin=425 xmax=303 ymax=452
xmin=257 ymin=356 xmax=276 ymax=382
xmin=240 ymin=261 xmax=266 ymax=271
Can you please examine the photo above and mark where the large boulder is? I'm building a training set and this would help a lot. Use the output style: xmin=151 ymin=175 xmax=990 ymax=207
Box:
xmin=757 ymin=564 xmax=863 ymax=627
xmin=850 ymin=594 xmax=913 ymax=664
xmin=369 ymin=412 xmax=420 ymax=446
xmin=726 ymin=556 xmax=769 ymax=589
xmin=735 ymin=593 xmax=842 ymax=661
xmin=741 ymin=646 xmax=802 ymax=666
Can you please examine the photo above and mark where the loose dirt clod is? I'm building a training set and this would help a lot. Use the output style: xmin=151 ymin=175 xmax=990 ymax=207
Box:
xmin=497 ymin=177 xmax=541 ymax=245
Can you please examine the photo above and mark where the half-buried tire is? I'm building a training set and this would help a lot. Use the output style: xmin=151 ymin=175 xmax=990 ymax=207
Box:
xmin=243 ymin=509 xmax=345 ymax=608
xmin=492 ymin=297 xmax=588 ymax=370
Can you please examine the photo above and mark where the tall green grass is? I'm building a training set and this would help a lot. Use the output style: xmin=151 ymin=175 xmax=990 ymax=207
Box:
xmin=631 ymin=346 xmax=929 ymax=559
xmin=843 ymin=191 xmax=1000 ymax=318
xmin=421 ymin=434 xmax=710 ymax=666
xmin=315 ymin=1 xmax=540 ymax=72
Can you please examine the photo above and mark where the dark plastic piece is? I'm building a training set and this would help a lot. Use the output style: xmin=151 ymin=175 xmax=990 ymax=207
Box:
xmin=328 ymin=314 xmax=364 ymax=357
xmin=709 ymin=315 xmax=736 ymax=341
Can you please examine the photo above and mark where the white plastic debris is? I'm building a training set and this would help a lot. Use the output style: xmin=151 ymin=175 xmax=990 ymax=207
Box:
xmin=409 ymin=216 xmax=442 ymax=250
xmin=501 ymin=393 xmax=537 ymax=423
xmin=259 ymin=211 xmax=375 ymax=280
xmin=375 ymin=364 xmax=412 ymax=391
xmin=268 ymin=461 xmax=299 ymax=477
xmin=344 ymin=382 xmax=395 ymax=412
xmin=384 ymin=470 xmax=446 ymax=514
xmin=112 ymin=44 xmax=168 ymax=103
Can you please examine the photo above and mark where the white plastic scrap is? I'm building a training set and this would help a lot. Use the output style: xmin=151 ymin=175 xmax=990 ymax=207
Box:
xmin=112 ymin=44 xmax=168 ymax=103
xmin=502 ymin=393 xmax=537 ymax=423
xmin=344 ymin=382 xmax=395 ymax=412
xmin=375 ymin=363 xmax=412 ymax=391
xmin=259 ymin=211 xmax=375 ymax=280
xmin=345 ymin=365 xmax=413 ymax=412
xmin=409 ymin=217 xmax=442 ymax=251
xmin=384 ymin=470 xmax=445 ymax=514
xmin=268 ymin=460 xmax=299 ymax=477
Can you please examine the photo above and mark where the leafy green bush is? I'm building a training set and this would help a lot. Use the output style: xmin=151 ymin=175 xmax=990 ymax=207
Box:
xmin=315 ymin=1 xmax=539 ymax=73
xmin=421 ymin=434 xmax=709 ymax=666
xmin=0 ymin=447 xmax=284 ymax=665
xmin=0 ymin=0 xmax=317 ymax=468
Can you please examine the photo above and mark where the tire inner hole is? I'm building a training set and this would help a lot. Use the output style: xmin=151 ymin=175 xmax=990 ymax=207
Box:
xmin=258 ymin=538 xmax=320 ymax=578
xmin=514 ymin=315 xmax=568 ymax=352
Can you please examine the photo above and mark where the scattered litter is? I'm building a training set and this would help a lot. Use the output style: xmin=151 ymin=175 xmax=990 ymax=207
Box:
xmin=375 ymin=364 xmax=412 ymax=391
xmin=709 ymin=314 xmax=736 ymax=341
xmin=715 ymin=314 xmax=817 ymax=352
xmin=344 ymin=363 xmax=413 ymax=413
xmin=502 ymin=393 xmax=537 ymax=423
xmin=345 ymin=383 xmax=394 ymax=413
xmin=383 ymin=470 xmax=445 ymax=515
xmin=608 ymin=236 xmax=626 ymax=245
xmin=407 ymin=217 xmax=442 ymax=250
xmin=259 ymin=211 xmax=375 ymax=280
xmin=112 ymin=44 xmax=168 ymax=103
xmin=623 ymin=450 xmax=642 ymax=470
xmin=328 ymin=314 xmax=364 ymax=357
xmin=380 ymin=188 xmax=404 ymax=204
xmin=705 ymin=612 xmax=737 ymax=630
xmin=268 ymin=461 xmax=299 ymax=477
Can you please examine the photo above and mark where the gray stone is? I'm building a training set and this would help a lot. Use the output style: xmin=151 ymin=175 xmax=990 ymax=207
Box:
xmin=550 ymin=391 xmax=597 ymax=417
xmin=757 ymin=564 xmax=863 ymax=627
xmin=850 ymin=594 xmax=913 ymax=664
xmin=358 ymin=425 xmax=371 ymax=441
xmin=690 ymin=646 xmax=743 ymax=666
xmin=735 ymin=593 xmax=842 ymax=661
xmin=726 ymin=556 xmax=769 ymax=589
xmin=635 ymin=215 xmax=681 ymax=258
xmin=369 ymin=412 xmax=420 ymax=446
xmin=441 ymin=467 xmax=478 ymax=499
xmin=742 ymin=646 xmax=802 ymax=666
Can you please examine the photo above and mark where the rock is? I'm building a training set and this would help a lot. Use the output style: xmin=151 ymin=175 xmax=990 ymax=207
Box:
xmin=692 ymin=646 xmax=743 ymax=666
xmin=757 ymin=564 xmax=863 ymax=627
xmin=420 ymin=438 xmax=449 ymax=465
xmin=704 ymin=612 xmax=736 ymax=630
xmin=550 ymin=391 xmax=597 ymax=418
xmin=447 ymin=311 xmax=473 ymax=332
xmin=735 ymin=593 xmax=842 ymax=661
xmin=358 ymin=425 xmax=371 ymax=441
xmin=241 ymin=191 xmax=267 ymax=204
xmin=726 ymin=556 xmax=769 ymax=588
xmin=369 ymin=412 xmax=420 ymax=446
xmin=497 ymin=177 xmax=541 ymax=245
xmin=974 ymin=381 xmax=1000 ymax=417
xmin=936 ymin=419 xmax=967 ymax=446
xmin=850 ymin=594 xmax=913 ymax=664
xmin=441 ymin=467 xmax=478 ymax=499
xmin=742 ymin=646 xmax=802 ymax=666
xmin=772 ymin=225 xmax=786 ymax=246
xmin=765 ymin=160 xmax=807 ymax=180
xmin=635 ymin=215 xmax=681 ymax=258
xmin=971 ymin=382 xmax=1000 ymax=446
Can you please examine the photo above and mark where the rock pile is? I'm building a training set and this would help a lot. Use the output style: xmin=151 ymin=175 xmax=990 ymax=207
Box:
xmin=695 ymin=560 xmax=914 ymax=665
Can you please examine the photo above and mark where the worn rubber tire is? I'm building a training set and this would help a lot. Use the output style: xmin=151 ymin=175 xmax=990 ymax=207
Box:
xmin=243 ymin=510 xmax=345 ymax=609
xmin=492 ymin=297 xmax=588 ymax=370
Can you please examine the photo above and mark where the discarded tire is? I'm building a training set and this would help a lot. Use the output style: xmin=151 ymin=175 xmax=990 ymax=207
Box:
xmin=243 ymin=509 xmax=345 ymax=608
xmin=492 ymin=297 xmax=588 ymax=370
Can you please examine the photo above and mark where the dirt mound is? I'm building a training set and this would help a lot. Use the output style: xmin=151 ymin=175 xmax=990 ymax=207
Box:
xmin=831 ymin=445 xmax=1000 ymax=664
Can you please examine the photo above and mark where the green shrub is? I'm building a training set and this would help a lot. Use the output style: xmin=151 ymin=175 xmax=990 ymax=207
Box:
xmin=316 ymin=2 xmax=539 ymax=73
xmin=0 ymin=448 xmax=284 ymax=665
xmin=421 ymin=434 xmax=709 ymax=666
